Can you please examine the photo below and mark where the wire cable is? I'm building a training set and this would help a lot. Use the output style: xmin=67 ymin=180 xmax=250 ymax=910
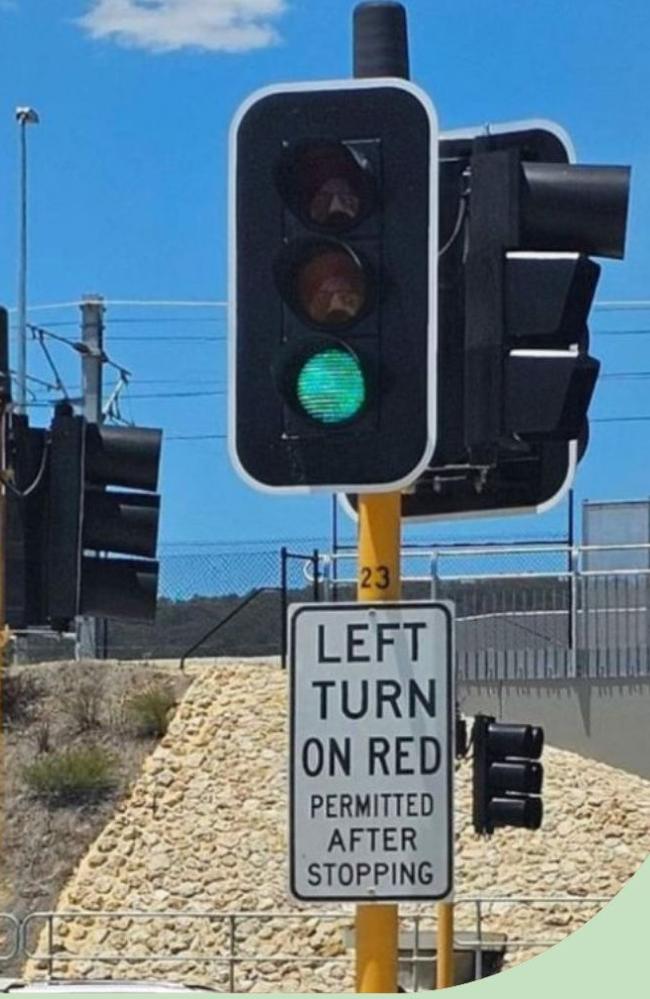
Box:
xmin=2 ymin=436 xmax=50 ymax=498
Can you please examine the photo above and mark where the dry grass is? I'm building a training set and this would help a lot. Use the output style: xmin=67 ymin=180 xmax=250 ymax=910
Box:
xmin=0 ymin=659 xmax=192 ymax=975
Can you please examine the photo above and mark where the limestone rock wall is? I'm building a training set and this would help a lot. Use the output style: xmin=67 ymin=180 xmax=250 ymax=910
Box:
xmin=24 ymin=660 xmax=650 ymax=991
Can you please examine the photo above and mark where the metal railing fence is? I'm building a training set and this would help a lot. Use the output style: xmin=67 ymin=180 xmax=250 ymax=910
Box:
xmin=323 ymin=543 xmax=650 ymax=681
xmin=8 ymin=896 xmax=612 ymax=990
xmin=0 ymin=913 xmax=20 ymax=963
xmin=10 ymin=541 xmax=650 ymax=679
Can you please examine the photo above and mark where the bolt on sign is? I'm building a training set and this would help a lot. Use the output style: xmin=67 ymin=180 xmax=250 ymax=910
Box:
xmin=289 ymin=602 xmax=454 ymax=901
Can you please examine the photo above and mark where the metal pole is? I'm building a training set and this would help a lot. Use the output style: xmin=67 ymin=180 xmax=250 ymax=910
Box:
xmin=352 ymin=5 xmax=411 ymax=992
xmin=567 ymin=490 xmax=579 ymax=678
xmin=0 ymin=311 xmax=11 ymax=674
xmin=81 ymin=295 xmax=105 ymax=424
xmin=280 ymin=547 xmax=288 ymax=670
xmin=356 ymin=492 xmax=400 ymax=993
xmin=331 ymin=496 xmax=339 ymax=603
xmin=15 ymin=107 xmax=39 ymax=416
xmin=76 ymin=295 xmax=105 ymax=661
xmin=312 ymin=548 xmax=320 ymax=602
xmin=352 ymin=5 xmax=449 ymax=991
xmin=436 ymin=900 xmax=455 ymax=988
xmin=475 ymin=899 xmax=484 ymax=979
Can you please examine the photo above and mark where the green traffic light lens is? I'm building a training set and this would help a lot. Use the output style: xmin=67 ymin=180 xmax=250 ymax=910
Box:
xmin=296 ymin=348 xmax=367 ymax=424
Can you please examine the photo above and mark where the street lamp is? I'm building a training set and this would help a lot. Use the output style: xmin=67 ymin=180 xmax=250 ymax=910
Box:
xmin=15 ymin=106 xmax=40 ymax=415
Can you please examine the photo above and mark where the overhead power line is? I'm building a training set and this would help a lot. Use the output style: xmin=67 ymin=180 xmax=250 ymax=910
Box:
xmin=166 ymin=433 xmax=227 ymax=440
xmin=594 ymin=301 xmax=650 ymax=311
xmin=594 ymin=328 xmax=650 ymax=336
xmin=109 ymin=336 xmax=225 ymax=342
xmin=6 ymin=297 xmax=650 ymax=315
xmin=592 ymin=415 xmax=650 ymax=423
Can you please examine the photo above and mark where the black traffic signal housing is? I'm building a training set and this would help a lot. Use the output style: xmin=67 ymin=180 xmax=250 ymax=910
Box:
xmin=2 ymin=309 xmax=50 ymax=628
xmin=473 ymin=713 xmax=544 ymax=835
xmin=455 ymin=702 xmax=469 ymax=759
xmin=5 ymin=416 xmax=49 ymax=629
xmin=398 ymin=125 xmax=630 ymax=519
xmin=47 ymin=405 xmax=162 ymax=631
xmin=230 ymin=79 xmax=438 ymax=492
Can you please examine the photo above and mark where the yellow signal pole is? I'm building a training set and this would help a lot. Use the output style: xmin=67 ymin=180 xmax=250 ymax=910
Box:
xmin=355 ymin=492 xmax=455 ymax=992
xmin=355 ymin=492 xmax=400 ymax=993
xmin=436 ymin=900 xmax=455 ymax=988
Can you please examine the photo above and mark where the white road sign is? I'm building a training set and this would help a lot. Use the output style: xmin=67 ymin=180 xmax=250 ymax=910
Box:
xmin=289 ymin=601 xmax=454 ymax=901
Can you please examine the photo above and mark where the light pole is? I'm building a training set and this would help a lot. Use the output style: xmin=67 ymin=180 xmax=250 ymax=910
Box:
xmin=15 ymin=106 xmax=39 ymax=415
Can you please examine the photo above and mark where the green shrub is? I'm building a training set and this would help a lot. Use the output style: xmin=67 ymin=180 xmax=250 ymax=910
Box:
xmin=22 ymin=746 xmax=118 ymax=805
xmin=124 ymin=685 xmax=177 ymax=738
xmin=64 ymin=675 xmax=104 ymax=732
xmin=2 ymin=671 xmax=42 ymax=725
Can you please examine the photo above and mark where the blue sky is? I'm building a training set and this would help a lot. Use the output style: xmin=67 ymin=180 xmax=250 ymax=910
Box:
xmin=1 ymin=0 xmax=649 ymax=551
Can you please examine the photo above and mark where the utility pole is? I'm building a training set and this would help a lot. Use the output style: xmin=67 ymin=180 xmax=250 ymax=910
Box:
xmin=15 ymin=106 xmax=39 ymax=416
xmin=75 ymin=294 xmax=105 ymax=660
xmin=0 ymin=310 xmax=11 ymax=669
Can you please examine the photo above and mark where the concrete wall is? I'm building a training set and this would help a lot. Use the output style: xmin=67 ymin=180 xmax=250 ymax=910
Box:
xmin=459 ymin=677 xmax=650 ymax=779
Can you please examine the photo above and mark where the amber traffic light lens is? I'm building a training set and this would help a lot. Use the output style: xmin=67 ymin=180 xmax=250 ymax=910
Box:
xmin=296 ymin=246 xmax=369 ymax=327
xmin=277 ymin=141 xmax=376 ymax=233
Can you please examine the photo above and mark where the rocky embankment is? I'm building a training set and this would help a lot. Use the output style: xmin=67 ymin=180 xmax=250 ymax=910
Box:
xmin=24 ymin=660 xmax=650 ymax=991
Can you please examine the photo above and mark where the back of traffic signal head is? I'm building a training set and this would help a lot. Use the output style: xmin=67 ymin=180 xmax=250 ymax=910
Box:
xmin=397 ymin=125 xmax=631 ymax=521
xmin=47 ymin=408 xmax=162 ymax=631
xmin=5 ymin=415 xmax=48 ymax=629
xmin=472 ymin=713 xmax=544 ymax=836
xmin=229 ymin=78 xmax=438 ymax=493
xmin=0 ymin=306 xmax=10 ymax=402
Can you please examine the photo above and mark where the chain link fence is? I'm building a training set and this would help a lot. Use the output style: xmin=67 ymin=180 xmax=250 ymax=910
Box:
xmin=11 ymin=536 xmax=650 ymax=680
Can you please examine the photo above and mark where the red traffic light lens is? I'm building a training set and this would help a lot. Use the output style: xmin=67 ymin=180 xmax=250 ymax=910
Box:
xmin=275 ymin=239 xmax=374 ymax=330
xmin=276 ymin=141 xmax=376 ymax=233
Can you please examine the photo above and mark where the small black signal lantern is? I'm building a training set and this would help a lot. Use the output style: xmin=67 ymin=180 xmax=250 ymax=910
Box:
xmin=473 ymin=713 xmax=545 ymax=836
xmin=47 ymin=408 xmax=162 ymax=630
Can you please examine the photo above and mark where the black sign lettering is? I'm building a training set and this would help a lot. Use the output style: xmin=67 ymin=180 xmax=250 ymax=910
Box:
xmin=347 ymin=622 xmax=371 ymax=662
xmin=403 ymin=620 xmax=427 ymax=660
xmin=302 ymin=737 xmax=351 ymax=777
xmin=317 ymin=624 xmax=341 ymax=663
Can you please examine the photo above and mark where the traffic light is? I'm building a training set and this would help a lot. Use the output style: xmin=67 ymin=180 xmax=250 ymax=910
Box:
xmin=5 ymin=416 xmax=48 ymax=629
xmin=472 ymin=713 xmax=544 ymax=835
xmin=229 ymin=78 xmax=438 ymax=492
xmin=47 ymin=405 xmax=162 ymax=630
xmin=397 ymin=123 xmax=630 ymax=519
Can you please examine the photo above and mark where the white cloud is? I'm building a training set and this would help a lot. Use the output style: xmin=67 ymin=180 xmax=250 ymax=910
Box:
xmin=78 ymin=0 xmax=289 ymax=53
